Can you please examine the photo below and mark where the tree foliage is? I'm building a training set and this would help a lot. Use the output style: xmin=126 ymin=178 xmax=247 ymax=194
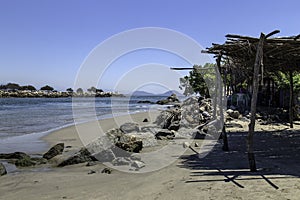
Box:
xmin=179 ymin=63 xmax=216 ymax=97
xmin=40 ymin=85 xmax=54 ymax=91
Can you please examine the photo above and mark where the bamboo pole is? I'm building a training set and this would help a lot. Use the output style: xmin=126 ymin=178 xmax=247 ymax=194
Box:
xmin=248 ymin=33 xmax=265 ymax=172
xmin=289 ymin=70 xmax=294 ymax=128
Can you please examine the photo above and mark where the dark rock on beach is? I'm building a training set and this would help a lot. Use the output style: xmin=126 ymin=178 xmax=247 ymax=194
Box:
xmin=0 ymin=152 xmax=30 ymax=160
xmin=58 ymin=148 xmax=95 ymax=167
xmin=155 ymin=129 xmax=175 ymax=140
xmin=120 ymin=122 xmax=140 ymax=133
xmin=0 ymin=163 xmax=7 ymax=176
xmin=43 ymin=143 xmax=65 ymax=160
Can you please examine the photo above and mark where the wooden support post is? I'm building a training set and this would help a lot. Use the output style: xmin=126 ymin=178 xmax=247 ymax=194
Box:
xmin=289 ymin=70 xmax=294 ymax=128
xmin=216 ymin=56 xmax=229 ymax=151
xmin=248 ymin=33 xmax=265 ymax=172
xmin=213 ymin=65 xmax=218 ymax=119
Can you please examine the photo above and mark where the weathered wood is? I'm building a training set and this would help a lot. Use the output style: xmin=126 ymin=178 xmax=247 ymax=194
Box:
xmin=289 ymin=70 xmax=294 ymax=128
xmin=248 ymin=33 xmax=265 ymax=172
xmin=216 ymin=56 xmax=229 ymax=151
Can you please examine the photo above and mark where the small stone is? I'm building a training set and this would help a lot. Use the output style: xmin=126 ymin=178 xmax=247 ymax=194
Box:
xmin=183 ymin=142 xmax=190 ymax=148
xmin=131 ymin=160 xmax=145 ymax=169
xmin=194 ymin=142 xmax=199 ymax=147
xmin=101 ymin=168 xmax=112 ymax=174
xmin=143 ymin=118 xmax=149 ymax=122
xmin=88 ymin=170 xmax=96 ymax=174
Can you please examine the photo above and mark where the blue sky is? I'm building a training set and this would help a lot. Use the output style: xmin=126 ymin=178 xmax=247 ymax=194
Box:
xmin=0 ymin=0 xmax=299 ymax=93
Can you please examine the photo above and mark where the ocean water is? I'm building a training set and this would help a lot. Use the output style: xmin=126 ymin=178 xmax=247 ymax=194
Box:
xmin=0 ymin=96 xmax=171 ymax=153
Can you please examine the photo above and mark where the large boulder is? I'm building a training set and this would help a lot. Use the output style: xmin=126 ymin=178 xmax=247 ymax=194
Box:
xmin=155 ymin=108 xmax=181 ymax=130
xmin=120 ymin=122 xmax=140 ymax=133
xmin=15 ymin=157 xmax=36 ymax=167
xmin=43 ymin=143 xmax=64 ymax=160
xmin=0 ymin=163 xmax=7 ymax=176
xmin=58 ymin=148 xmax=95 ymax=167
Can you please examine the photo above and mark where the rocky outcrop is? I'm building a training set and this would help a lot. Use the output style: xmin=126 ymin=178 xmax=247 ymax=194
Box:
xmin=43 ymin=143 xmax=64 ymax=160
xmin=120 ymin=122 xmax=140 ymax=133
xmin=155 ymin=129 xmax=175 ymax=140
xmin=0 ymin=152 xmax=30 ymax=160
xmin=156 ymin=93 xmax=180 ymax=105
xmin=0 ymin=163 xmax=7 ymax=176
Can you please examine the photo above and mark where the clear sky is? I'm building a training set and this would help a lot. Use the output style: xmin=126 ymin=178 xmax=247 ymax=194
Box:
xmin=0 ymin=0 xmax=299 ymax=93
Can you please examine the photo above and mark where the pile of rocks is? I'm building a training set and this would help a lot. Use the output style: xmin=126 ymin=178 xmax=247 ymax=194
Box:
xmin=156 ymin=93 xmax=180 ymax=105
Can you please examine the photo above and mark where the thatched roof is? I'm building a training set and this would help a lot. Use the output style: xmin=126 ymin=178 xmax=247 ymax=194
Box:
xmin=202 ymin=30 xmax=300 ymax=73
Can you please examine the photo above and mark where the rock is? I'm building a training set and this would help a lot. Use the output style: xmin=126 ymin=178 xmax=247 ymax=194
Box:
xmin=131 ymin=160 xmax=145 ymax=169
xmin=0 ymin=163 xmax=7 ymax=176
xmin=126 ymin=132 xmax=157 ymax=147
xmin=227 ymin=109 xmax=240 ymax=119
xmin=194 ymin=142 xmax=199 ymax=147
xmin=43 ymin=143 xmax=64 ymax=160
xmin=115 ymin=140 xmax=143 ymax=153
xmin=168 ymin=121 xmax=180 ymax=131
xmin=0 ymin=152 xmax=29 ymax=160
xmin=130 ymin=153 xmax=142 ymax=161
xmin=93 ymin=149 xmax=116 ymax=162
xmin=137 ymin=100 xmax=154 ymax=104
xmin=31 ymin=157 xmax=47 ymax=165
xmin=15 ymin=157 xmax=36 ymax=167
xmin=156 ymin=93 xmax=180 ymax=105
xmin=101 ymin=168 xmax=112 ymax=174
xmin=120 ymin=122 xmax=140 ymax=133
xmin=155 ymin=130 xmax=175 ymax=140
xmin=143 ymin=118 xmax=149 ymax=122
xmin=112 ymin=157 xmax=131 ymax=166
xmin=58 ymin=148 xmax=95 ymax=167
xmin=155 ymin=108 xmax=181 ymax=130
xmin=183 ymin=142 xmax=190 ymax=148
xmin=88 ymin=170 xmax=96 ymax=174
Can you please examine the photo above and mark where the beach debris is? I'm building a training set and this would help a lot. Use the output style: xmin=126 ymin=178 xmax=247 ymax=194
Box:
xmin=131 ymin=160 xmax=145 ymax=169
xmin=0 ymin=163 xmax=7 ymax=176
xmin=43 ymin=143 xmax=65 ymax=160
xmin=120 ymin=122 xmax=140 ymax=133
xmin=155 ymin=129 xmax=175 ymax=140
xmin=101 ymin=167 xmax=112 ymax=174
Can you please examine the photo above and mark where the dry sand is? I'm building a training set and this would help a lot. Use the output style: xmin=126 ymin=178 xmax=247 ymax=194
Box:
xmin=1 ymin=112 xmax=300 ymax=200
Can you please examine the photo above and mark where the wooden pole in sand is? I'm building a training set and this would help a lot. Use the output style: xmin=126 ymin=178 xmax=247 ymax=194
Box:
xmin=216 ymin=55 xmax=229 ymax=151
xmin=289 ymin=70 xmax=294 ymax=128
xmin=248 ymin=33 xmax=265 ymax=172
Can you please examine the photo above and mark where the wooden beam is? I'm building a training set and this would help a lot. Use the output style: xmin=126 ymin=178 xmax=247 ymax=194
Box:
xmin=289 ymin=71 xmax=294 ymax=128
xmin=248 ymin=33 xmax=266 ymax=172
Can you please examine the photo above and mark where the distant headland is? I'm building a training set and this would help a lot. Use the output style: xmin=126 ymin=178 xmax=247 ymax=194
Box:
xmin=0 ymin=83 xmax=124 ymax=98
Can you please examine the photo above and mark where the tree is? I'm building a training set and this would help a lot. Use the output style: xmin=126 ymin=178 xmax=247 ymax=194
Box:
xmin=66 ymin=88 xmax=73 ymax=93
xmin=179 ymin=64 xmax=215 ymax=97
xmin=40 ymin=85 xmax=54 ymax=91
xmin=6 ymin=83 xmax=21 ymax=90
xmin=76 ymin=88 xmax=83 ymax=94
xmin=87 ymin=86 xmax=97 ymax=93
xmin=21 ymin=85 xmax=36 ymax=91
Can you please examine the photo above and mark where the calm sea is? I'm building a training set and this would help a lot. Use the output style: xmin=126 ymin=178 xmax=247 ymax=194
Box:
xmin=0 ymin=96 xmax=172 ymax=153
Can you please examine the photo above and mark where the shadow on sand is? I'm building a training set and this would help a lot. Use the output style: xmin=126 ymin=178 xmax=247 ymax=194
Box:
xmin=178 ymin=129 xmax=300 ymax=189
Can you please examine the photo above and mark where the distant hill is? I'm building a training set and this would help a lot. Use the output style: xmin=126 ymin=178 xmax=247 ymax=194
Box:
xmin=158 ymin=90 xmax=184 ymax=96
xmin=131 ymin=90 xmax=155 ymax=96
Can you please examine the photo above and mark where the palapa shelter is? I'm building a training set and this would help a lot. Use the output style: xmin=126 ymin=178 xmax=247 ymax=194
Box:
xmin=202 ymin=30 xmax=300 ymax=171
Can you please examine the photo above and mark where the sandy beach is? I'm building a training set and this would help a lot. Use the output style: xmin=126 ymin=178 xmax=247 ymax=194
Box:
xmin=0 ymin=110 xmax=300 ymax=200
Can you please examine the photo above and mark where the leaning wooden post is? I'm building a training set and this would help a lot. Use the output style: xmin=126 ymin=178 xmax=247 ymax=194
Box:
xmin=289 ymin=70 xmax=294 ymax=128
xmin=248 ymin=33 xmax=265 ymax=172
xmin=217 ymin=56 xmax=229 ymax=151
